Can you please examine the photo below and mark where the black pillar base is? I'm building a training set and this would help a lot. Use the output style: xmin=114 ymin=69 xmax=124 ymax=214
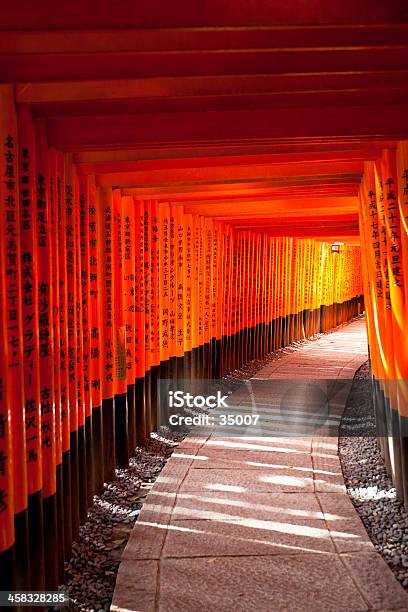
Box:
xmin=27 ymin=490 xmax=45 ymax=590
xmin=0 ymin=545 xmax=16 ymax=590
xmin=43 ymin=492 xmax=58 ymax=590
xmin=85 ymin=414 xmax=94 ymax=505
xmin=78 ymin=423 xmax=88 ymax=524
xmin=69 ymin=429 xmax=80 ymax=542
xmin=92 ymin=406 xmax=104 ymax=493
xmin=127 ymin=383 xmax=136 ymax=457
xmin=114 ymin=392 xmax=129 ymax=468
xmin=135 ymin=376 xmax=147 ymax=445
xmin=62 ymin=449 xmax=72 ymax=561
xmin=150 ymin=364 xmax=160 ymax=433
xmin=102 ymin=397 xmax=115 ymax=482
xmin=56 ymin=462 xmax=65 ymax=583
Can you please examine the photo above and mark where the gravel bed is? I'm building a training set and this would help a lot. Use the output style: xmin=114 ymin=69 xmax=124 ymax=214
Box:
xmin=339 ymin=361 xmax=408 ymax=589
xmin=62 ymin=429 xmax=183 ymax=612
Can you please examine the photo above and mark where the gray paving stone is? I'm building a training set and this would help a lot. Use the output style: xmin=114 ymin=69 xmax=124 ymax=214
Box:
xmin=317 ymin=492 xmax=375 ymax=553
xmin=204 ymin=436 xmax=312 ymax=453
xmin=121 ymin=492 xmax=177 ymax=560
xmin=179 ymin=467 xmax=315 ymax=493
xmin=110 ymin=559 xmax=157 ymax=612
xmin=157 ymin=554 xmax=368 ymax=612
xmin=187 ymin=448 xmax=313 ymax=470
xmin=341 ymin=552 xmax=408 ymax=610
xmin=163 ymin=517 xmax=335 ymax=556
xmin=171 ymin=490 xmax=326 ymax=521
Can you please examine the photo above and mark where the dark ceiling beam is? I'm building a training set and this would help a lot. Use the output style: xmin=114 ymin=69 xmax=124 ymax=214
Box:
xmin=242 ymin=222 xmax=359 ymax=229
xmin=122 ymin=184 xmax=359 ymax=202
xmin=184 ymin=212 xmax=359 ymax=219
xmin=3 ymin=25 xmax=408 ymax=54
xmin=17 ymin=72 xmax=408 ymax=104
xmin=228 ymin=213 xmax=359 ymax=225
xmin=185 ymin=208 xmax=358 ymax=217
xmin=4 ymin=47 xmax=408 ymax=81
xmin=180 ymin=196 xmax=358 ymax=217
xmin=0 ymin=0 xmax=405 ymax=29
xmin=46 ymin=106 xmax=408 ymax=148
xmin=28 ymin=88 xmax=408 ymax=118
xmin=122 ymin=188 xmax=359 ymax=202
xmin=91 ymin=162 xmax=362 ymax=188
xmin=74 ymin=142 xmax=387 ymax=163
xmin=75 ymin=150 xmax=375 ymax=174
xmin=237 ymin=227 xmax=360 ymax=237
xmin=99 ymin=176 xmax=362 ymax=189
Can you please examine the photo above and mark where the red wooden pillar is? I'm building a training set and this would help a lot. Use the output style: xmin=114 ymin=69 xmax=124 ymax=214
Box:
xmin=34 ymin=120 xmax=58 ymax=589
xmin=79 ymin=176 xmax=95 ymax=503
xmin=143 ymin=202 xmax=152 ymax=435
xmin=0 ymin=85 xmax=17 ymax=591
xmin=48 ymin=148 xmax=64 ymax=579
xmin=56 ymin=150 xmax=73 ymax=561
xmin=17 ymin=104 xmax=45 ymax=590
xmin=122 ymin=196 xmax=137 ymax=456
xmin=1 ymin=87 xmax=30 ymax=591
xmin=150 ymin=201 xmax=160 ymax=431
xmin=134 ymin=200 xmax=147 ymax=443
xmin=97 ymin=187 xmax=116 ymax=481
xmin=113 ymin=189 xmax=128 ymax=466
xmin=86 ymin=176 xmax=103 ymax=491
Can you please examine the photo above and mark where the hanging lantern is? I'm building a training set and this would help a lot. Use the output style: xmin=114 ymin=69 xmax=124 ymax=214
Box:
xmin=331 ymin=241 xmax=343 ymax=254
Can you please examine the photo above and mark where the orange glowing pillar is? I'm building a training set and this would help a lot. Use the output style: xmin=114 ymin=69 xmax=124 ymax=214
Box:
xmin=134 ymin=200 xmax=147 ymax=442
xmin=35 ymin=121 xmax=58 ymax=589
xmin=16 ymin=105 xmax=44 ymax=589
xmin=112 ymin=190 xmax=128 ymax=466
xmin=97 ymin=187 xmax=116 ymax=481
xmin=122 ymin=195 xmax=137 ymax=455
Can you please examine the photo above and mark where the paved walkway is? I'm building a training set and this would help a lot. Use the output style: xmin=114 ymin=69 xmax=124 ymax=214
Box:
xmin=111 ymin=319 xmax=408 ymax=612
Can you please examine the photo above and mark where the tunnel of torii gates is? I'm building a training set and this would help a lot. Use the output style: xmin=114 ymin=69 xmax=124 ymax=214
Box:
xmin=2 ymin=0 xmax=408 ymax=595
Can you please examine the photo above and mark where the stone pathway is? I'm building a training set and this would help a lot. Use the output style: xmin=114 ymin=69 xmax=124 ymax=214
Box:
xmin=111 ymin=319 xmax=408 ymax=612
